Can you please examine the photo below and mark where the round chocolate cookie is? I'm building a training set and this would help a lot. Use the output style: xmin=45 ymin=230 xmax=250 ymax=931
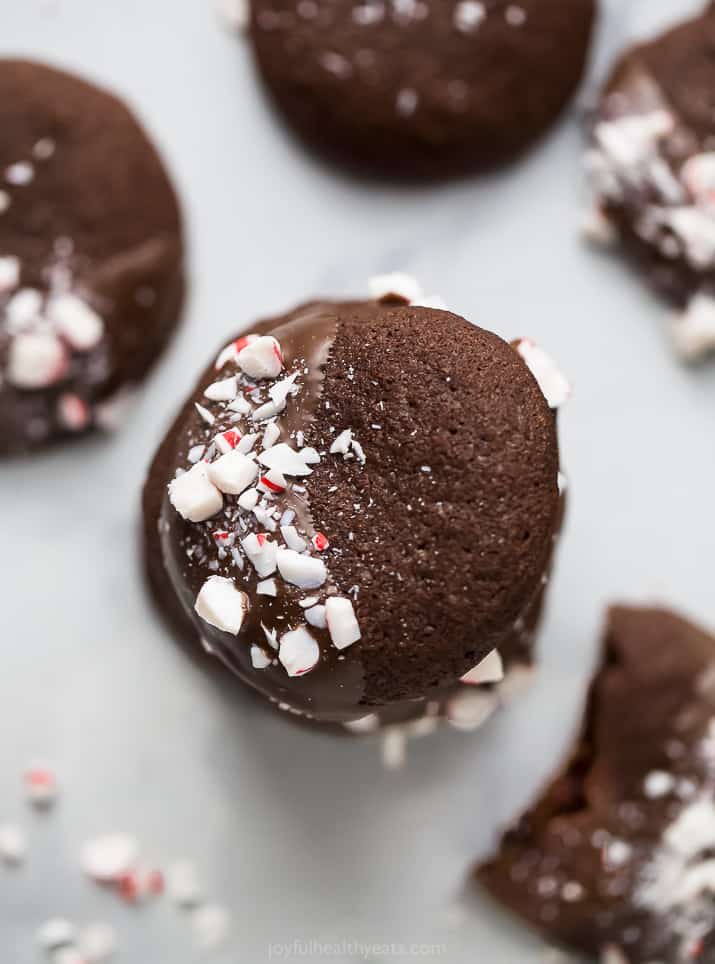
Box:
xmin=478 ymin=605 xmax=715 ymax=963
xmin=0 ymin=60 xmax=184 ymax=455
xmin=143 ymin=278 xmax=567 ymax=727
xmin=585 ymin=5 xmax=715 ymax=362
xmin=248 ymin=0 xmax=596 ymax=178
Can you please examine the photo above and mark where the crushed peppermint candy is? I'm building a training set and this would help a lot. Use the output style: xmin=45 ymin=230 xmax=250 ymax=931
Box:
xmin=169 ymin=462 xmax=223 ymax=522
xmin=80 ymin=833 xmax=139 ymax=882
xmin=325 ymin=596 xmax=361 ymax=650
xmin=515 ymin=339 xmax=571 ymax=409
xmin=194 ymin=576 xmax=247 ymax=635
xmin=24 ymin=765 xmax=59 ymax=807
xmin=279 ymin=627 xmax=320 ymax=677
xmin=276 ymin=548 xmax=327 ymax=589
xmin=460 ymin=649 xmax=504 ymax=686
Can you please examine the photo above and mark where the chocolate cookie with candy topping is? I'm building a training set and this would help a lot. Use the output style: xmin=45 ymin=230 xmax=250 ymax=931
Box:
xmin=478 ymin=605 xmax=715 ymax=963
xmin=585 ymin=5 xmax=715 ymax=363
xmin=143 ymin=276 xmax=567 ymax=727
xmin=248 ymin=0 xmax=596 ymax=178
xmin=0 ymin=60 xmax=184 ymax=455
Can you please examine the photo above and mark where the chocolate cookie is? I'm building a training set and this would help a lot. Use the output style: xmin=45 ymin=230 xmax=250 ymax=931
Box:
xmin=478 ymin=605 xmax=715 ymax=963
xmin=0 ymin=60 xmax=184 ymax=455
xmin=248 ymin=0 xmax=596 ymax=178
xmin=143 ymin=276 xmax=567 ymax=728
xmin=585 ymin=5 xmax=715 ymax=362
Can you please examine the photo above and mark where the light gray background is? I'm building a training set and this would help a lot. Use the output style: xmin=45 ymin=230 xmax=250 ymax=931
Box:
xmin=1 ymin=1 xmax=713 ymax=961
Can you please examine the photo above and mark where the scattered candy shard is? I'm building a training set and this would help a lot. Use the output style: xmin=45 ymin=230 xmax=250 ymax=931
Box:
xmin=194 ymin=576 xmax=247 ymax=635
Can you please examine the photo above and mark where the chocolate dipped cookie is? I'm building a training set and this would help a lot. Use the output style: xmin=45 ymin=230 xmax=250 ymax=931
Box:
xmin=143 ymin=276 xmax=568 ymax=730
xmin=585 ymin=4 xmax=715 ymax=362
xmin=248 ymin=0 xmax=596 ymax=178
xmin=479 ymin=605 xmax=715 ymax=963
xmin=0 ymin=60 xmax=184 ymax=455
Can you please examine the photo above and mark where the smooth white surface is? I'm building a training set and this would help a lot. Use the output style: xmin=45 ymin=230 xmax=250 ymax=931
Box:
xmin=1 ymin=1 xmax=714 ymax=961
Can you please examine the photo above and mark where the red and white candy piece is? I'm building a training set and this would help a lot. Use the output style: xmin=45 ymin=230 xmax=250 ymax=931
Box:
xmin=214 ymin=428 xmax=241 ymax=453
xmin=57 ymin=393 xmax=91 ymax=432
xmin=0 ymin=254 xmax=20 ymax=294
xmin=242 ymin=533 xmax=278 ymax=577
xmin=238 ymin=486 xmax=259 ymax=510
xmin=227 ymin=394 xmax=251 ymax=415
xmin=330 ymin=428 xmax=353 ymax=456
xmin=298 ymin=446 xmax=320 ymax=465
xmin=258 ymin=442 xmax=312 ymax=477
xmin=515 ymin=339 xmax=571 ymax=409
xmin=446 ymin=690 xmax=498 ymax=731
xmin=276 ymin=548 xmax=327 ymax=589
xmin=80 ymin=833 xmax=138 ymax=883
xmin=194 ymin=576 xmax=248 ymax=635
xmin=237 ymin=335 xmax=283 ymax=380
xmin=252 ymin=398 xmax=285 ymax=421
xmin=47 ymin=293 xmax=104 ymax=351
xmin=460 ymin=649 xmax=504 ymax=686
xmin=325 ymin=596 xmax=361 ymax=650
xmin=194 ymin=402 xmax=215 ymax=425
xmin=257 ymin=578 xmax=277 ymax=596
xmin=681 ymin=153 xmax=715 ymax=207
xmin=204 ymin=375 xmax=239 ymax=401
xmin=312 ymin=532 xmax=329 ymax=552
xmin=250 ymin=644 xmax=272 ymax=669
xmin=236 ymin=432 xmax=258 ymax=454
xmin=268 ymin=372 xmax=299 ymax=407
xmin=262 ymin=421 xmax=280 ymax=449
xmin=7 ymin=332 xmax=68 ymax=388
xmin=279 ymin=626 xmax=320 ymax=677
xmin=258 ymin=469 xmax=287 ymax=494
xmin=0 ymin=823 xmax=27 ymax=864
xmin=24 ymin=765 xmax=59 ymax=807
xmin=207 ymin=449 xmax=258 ymax=495
xmin=168 ymin=462 xmax=223 ymax=522
xmin=215 ymin=334 xmax=257 ymax=370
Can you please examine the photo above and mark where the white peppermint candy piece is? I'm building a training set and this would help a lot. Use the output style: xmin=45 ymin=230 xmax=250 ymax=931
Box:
xmin=330 ymin=428 xmax=353 ymax=455
xmin=0 ymin=255 xmax=20 ymax=293
xmin=47 ymin=293 xmax=104 ymax=351
xmin=204 ymin=375 xmax=238 ymax=401
xmin=228 ymin=393 xmax=251 ymax=415
xmin=236 ymin=432 xmax=258 ymax=454
xmin=216 ymin=0 xmax=250 ymax=32
xmin=446 ymin=690 xmax=498 ymax=731
xmin=214 ymin=427 xmax=243 ymax=454
xmin=304 ymin=604 xmax=327 ymax=629
xmin=281 ymin=525 xmax=307 ymax=552
xmin=242 ymin=533 xmax=278 ymax=576
xmin=5 ymin=287 xmax=42 ymax=331
xmin=238 ymin=486 xmax=259 ymax=510
xmin=80 ymin=833 xmax=138 ymax=882
xmin=669 ymin=293 xmax=715 ymax=363
xmin=194 ymin=402 xmax=215 ymax=425
xmin=664 ymin=206 xmax=715 ymax=270
xmin=460 ymin=649 xmax=504 ymax=685
xmin=516 ymin=339 xmax=571 ymax=409
xmin=7 ymin=332 xmax=68 ymax=388
xmin=259 ymin=442 xmax=312 ymax=476
xmin=167 ymin=859 xmax=203 ymax=907
xmin=257 ymin=578 xmax=277 ymax=596
xmin=276 ymin=548 xmax=327 ymax=589
xmin=368 ymin=272 xmax=423 ymax=304
xmin=594 ymin=110 xmax=673 ymax=171
xmin=252 ymin=398 xmax=285 ymax=421
xmin=251 ymin=644 xmax=272 ymax=669
xmin=0 ymin=823 xmax=26 ymax=864
xmin=299 ymin=446 xmax=320 ymax=465
xmin=37 ymin=919 xmax=77 ymax=950
xmin=207 ymin=449 xmax=258 ymax=495
xmin=262 ymin=421 xmax=280 ymax=449
xmin=195 ymin=576 xmax=247 ymax=635
xmin=279 ymin=626 xmax=320 ymax=677
xmin=258 ymin=468 xmax=287 ymax=493
xmin=325 ymin=597 xmax=361 ymax=650
xmin=237 ymin=335 xmax=283 ymax=379
xmin=215 ymin=334 xmax=257 ymax=370
xmin=168 ymin=462 xmax=223 ymax=522
xmin=681 ymin=153 xmax=715 ymax=206
xmin=78 ymin=922 xmax=118 ymax=963
xmin=268 ymin=372 xmax=299 ymax=406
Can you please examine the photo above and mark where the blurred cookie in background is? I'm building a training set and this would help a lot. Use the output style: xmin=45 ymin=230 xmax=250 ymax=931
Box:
xmin=584 ymin=4 xmax=715 ymax=364
xmin=247 ymin=0 xmax=596 ymax=178
xmin=478 ymin=605 xmax=715 ymax=963
xmin=0 ymin=60 xmax=185 ymax=456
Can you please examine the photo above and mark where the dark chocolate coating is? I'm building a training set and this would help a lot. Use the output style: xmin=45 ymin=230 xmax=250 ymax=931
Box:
xmin=0 ymin=60 xmax=184 ymax=455
xmin=478 ymin=605 xmax=715 ymax=963
xmin=590 ymin=5 xmax=715 ymax=307
xmin=249 ymin=0 xmax=596 ymax=178
xmin=143 ymin=298 xmax=560 ymax=723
